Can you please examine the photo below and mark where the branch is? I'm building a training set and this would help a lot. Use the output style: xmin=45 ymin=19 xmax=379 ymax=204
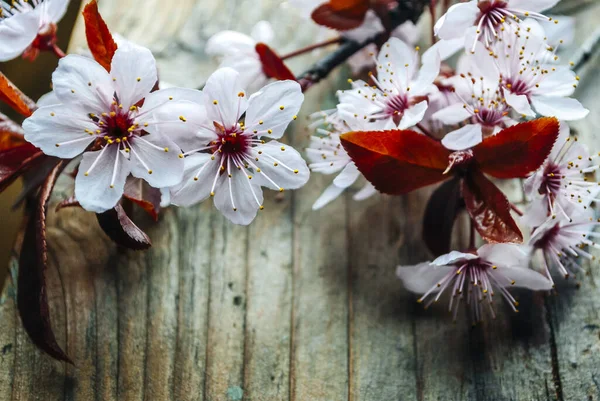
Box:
xmin=572 ymin=26 xmax=600 ymax=74
xmin=297 ymin=0 xmax=431 ymax=91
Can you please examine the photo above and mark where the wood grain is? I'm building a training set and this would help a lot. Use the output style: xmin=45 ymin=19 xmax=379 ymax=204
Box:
xmin=2 ymin=1 xmax=600 ymax=400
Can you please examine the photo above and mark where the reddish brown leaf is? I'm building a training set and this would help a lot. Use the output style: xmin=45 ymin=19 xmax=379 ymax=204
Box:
xmin=462 ymin=168 xmax=523 ymax=244
xmin=0 ymin=143 xmax=45 ymax=193
xmin=123 ymin=177 xmax=161 ymax=221
xmin=473 ymin=117 xmax=559 ymax=179
xmin=311 ymin=0 xmax=370 ymax=30
xmin=18 ymin=160 xmax=72 ymax=363
xmin=0 ymin=73 xmax=36 ymax=117
xmin=0 ymin=112 xmax=26 ymax=151
xmin=340 ymin=129 xmax=450 ymax=195
xmin=83 ymin=0 xmax=118 ymax=72
xmin=255 ymin=43 xmax=296 ymax=81
xmin=96 ymin=204 xmax=152 ymax=250
xmin=12 ymin=156 xmax=61 ymax=208
xmin=55 ymin=196 xmax=81 ymax=212
xmin=423 ymin=176 xmax=464 ymax=256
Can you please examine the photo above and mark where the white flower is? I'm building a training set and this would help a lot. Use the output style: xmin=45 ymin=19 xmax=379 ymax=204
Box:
xmin=523 ymin=122 xmax=600 ymax=227
xmin=337 ymin=38 xmax=440 ymax=129
xmin=434 ymin=0 xmax=560 ymax=51
xmin=529 ymin=211 xmax=600 ymax=285
xmin=168 ymin=67 xmax=310 ymax=225
xmin=432 ymin=56 xmax=513 ymax=151
xmin=23 ymin=42 xmax=188 ymax=213
xmin=305 ymin=110 xmax=391 ymax=210
xmin=0 ymin=0 xmax=69 ymax=61
xmin=397 ymin=244 xmax=552 ymax=321
xmin=474 ymin=27 xmax=589 ymax=121
xmin=205 ymin=21 xmax=275 ymax=94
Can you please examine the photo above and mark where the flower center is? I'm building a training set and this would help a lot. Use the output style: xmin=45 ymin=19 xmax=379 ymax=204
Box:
xmin=213 ymin=122 xmax=250 ymax=156
xmin=539 ymin=162 xmax=563 ymax=196
xmin=504 ymin=79 xmax=530 ymax=97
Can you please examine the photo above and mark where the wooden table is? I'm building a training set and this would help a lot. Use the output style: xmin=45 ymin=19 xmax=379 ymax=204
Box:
xmin=1 ymin=1 xmax=600 ymax=400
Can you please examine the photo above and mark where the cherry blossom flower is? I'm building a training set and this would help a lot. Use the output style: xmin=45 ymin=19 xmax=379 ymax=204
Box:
xmin=337 ymin=38 xmax=440 ymax=129
xmin=474 ymin=27 xmax=589 ymax=121
xmin=433 ymin=56 xmax=514 ymax=151
xmin=523 ymin=123 xmax=600 ymax=227
xmin=0 ymin=0 xmax=69 ymax=61
xmin=23 ymin=42 xmax=188 ymax=213
xmin=168 ymin=67 xmax=309 ymax=225
xmin=305 ymin=110 xmax=392 ymax=209
xmin=529 ymin=211 xmax=600 ymax=285
xmin=205 ymin=21 xmax=275 ymax=93
xmin=434 ymin=0 xmax=560 ymax=52
xmin=397 ymin=244 xmax=552 ymax=321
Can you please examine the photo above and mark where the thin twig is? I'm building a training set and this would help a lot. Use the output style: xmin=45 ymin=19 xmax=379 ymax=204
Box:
xmin=50 ymin=43 xmax=66 ymax=59
xmin=429 ymin=0 xmax=437 ymax=45
xmin=469 ymin=218 xmax=476 ymax=250
xmin=510 ymin=203 xmax=524 ymax=217
xmin=572 ymin=26 xmax=600 ymax=74
xmin=281 ymin=37 xmax=342 ymax=60
xmin=416 ymin=123 xmax=438 ymax=140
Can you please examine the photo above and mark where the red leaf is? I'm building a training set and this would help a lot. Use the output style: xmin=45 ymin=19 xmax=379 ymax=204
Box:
xmin=473 ymin=117 xmax=559 ymax=179
xmin=96 ymin=204 xmax=152 ymax=250
xmin=462 ymin=168 xmax=523 ymax=244
xmin=423 ymin=177 xmax=464 ymax=256
xmin=18 ymin=160 xmax=72 ymax=363
xmin=0 ymin=73 xmax=36 ymax=117
xmin=0 ymin=143 xmax=45 ymax=193
xmin=83 ymin=0 xmax=118 ymax=72
xmin=0 ymin=112 xmax=26 ymax=151
xmin=123 ymin=177 xmax=161 ymax=221
xmin=340 ymin=129 xmax=450 ymax=195
xmin=255 ymin=43 xmax=296 ymax=81
xmin=311 ymin=0 xmax=370 ymax=30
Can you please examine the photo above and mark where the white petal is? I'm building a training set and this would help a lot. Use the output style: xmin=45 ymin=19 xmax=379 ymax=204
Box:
xmin=396 ymin=263 xmax=455 ymax=294
xmin=245 ymin=80 xmax=303 ymax=139
xmin=110 ymin=42 xmax=158 ymax=108
xmin=508 ymin=0 xmax=559 ymax=12
xmin=250 ymin=20 xmax=274 ymax=44
xmin=42 ymin=0 xmax=69 ymax=23
xmin=377 ymin=37 xmax=415 ymax=87
xmin=312 ymin=183 xmax=345 ymax=210
xmin=169 ymin=153 xmax=217 ymax=207
xmin=36 ymin=91 xmax=60 ymax=107
xmin=160 ymin=187 xmax=171 ymax=208
xmin=353 ymin=181 xmax=377 ymax=201
xmin=504 ymin=90 xmax=536 ymax=117
xmin=521 ymin=197 xmax=550 ymax=228
xmin=214 ymin=167 xmax=263 ymax=225
xmin=530 ymin=96 xmax=589 ymax=121
xmin=398 ymin=101 xmax=428 ymax=129
xmin=23 ymin=104 xmax=97 ymax=158
xmin=203 ymin=67 xmax=248 ymax=128
xmin=432 ymin=103 xmax=472 ymax=125
xmin=141 ymin=87 xmax=206 ymax=112
xmin=52 ymin=54 xmax=114 ymax=112
xmin=129 ymin=134 xmax=184 ymax=188
xmin=218 ymin=54 xmax=267 ymax=94
xmin=538 ymin=15 xmax=574 ymax=47
xmin=0 ymin=10 xmax=39 ymax=61
xmin=333 ymin=162 xmax=360 ymax=188
xmin=549 ymin=121 xmax=570 ymax=160
xmin=75 ymin=147 xmax=131 ymax=213
xmin=441 ymin=124 xmax=482 ymax=151
xmin=423 ymin=37 xmax=463 ymax=63
xmin=478 ymin=243 xmax=529 ymax=268
xmin=253 ymin=141 xmax=310 ymax=190
xmin=206 ymin=31 xmax=256 ymax=56
xmin=431 ymin=251 xmax=478 ymax=266
xmin=533 ymin=67 xmax=576 ymax=97
xmin=434 ymin=0 xmax=479 ymax=40
xmin=490 ymin=266 xmax=552 ymax=290
xmin=410 ymin=52 xmax=441 ymax=97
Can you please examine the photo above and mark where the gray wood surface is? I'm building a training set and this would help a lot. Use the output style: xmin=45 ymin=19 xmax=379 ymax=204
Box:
xmin=1 ymin=1 xmax=600 ymax=400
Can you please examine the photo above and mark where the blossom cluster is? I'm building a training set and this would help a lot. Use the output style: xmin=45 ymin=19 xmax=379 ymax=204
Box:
xmin=0 ymin=0 xmax=597 ymax=362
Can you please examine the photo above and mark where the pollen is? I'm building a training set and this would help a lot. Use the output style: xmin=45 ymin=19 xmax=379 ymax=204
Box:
xmin=129 ymin=105 xmax=137 ymax=111
xmin=144 ymin=122 xmax=149 ymax=127
xmin=88 ymin=82 xmax=92 ymax=86
xmin=267 ymin=129 xmax=273 ymax=134
xmin=193 ymin=177 xmax=199 ymax=181
xmin=50 ymin=112 xmax=55 ymax=116
xmin=164 ymin=147 xmax=169 ymax=152
xmin=279 ymin=105 xmax=285 ymax=110
xmin=213 ymin=100 xmax=218 ymax=105
xmin=293 ymin=169 xmax=299 ymax=174
xmin=169 ymin=96 xmax=173 ymax=101
xmin=71 ymin=89 xmax=75 ymax=94
xmin=148 ymin=170 xmax=153 ymax=174
xmin=238 ymin=92 xmax=245 ymax=97
xmin=280 ymin=146 xmax=285 ymax=151
xmin=210 ymin=191 xmax=215 ymax=196
xmin=136 ymin=77 xmax=141 ymax=82
xmin=279 ymin=188 xmax=284 ymax=192
xmin=293 ymin=115 xmax=297 ymax=120
xmin=179 ymin=116 xmax=187 ymax=122
xmin=178 ymin=154 xmax=184 ymax=159
xmin=259 ymin=120 xmax=264 ymax=125
xmin=259 ymin=205 xmax=264 ymax=210
xmin=84 ymin=172 xmax=89 ymax=176
xmin=109 ymin=111 xmax=116 ymax=117
xmin=112 ymin=77 xmax=117 ymax=82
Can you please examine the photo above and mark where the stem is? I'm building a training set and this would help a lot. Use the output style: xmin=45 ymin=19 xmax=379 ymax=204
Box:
xmin=280 ymin=37 xmax=342 ymax=61
xmin=429 ymin=0 xmax=437 ymax=45
xmin=416 ymin=123 xmax=437 ymax=140
xmin=50 ymin=43 xmax=66 ymax=59
xmin=510 ymin=203 xmax=524 ymax=217
xmin=442 ymin=0 xmax=451 ymax=14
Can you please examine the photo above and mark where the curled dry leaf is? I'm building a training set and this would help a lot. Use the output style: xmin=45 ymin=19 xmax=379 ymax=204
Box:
xmin=83 ymin=0 xmax=118 ymax=72
xmin=340 ymin=129 xmax=450 ymax=195
xmin=0 ymin=143 xmax=45 ymax=193
xmin=55 ymin=195 xmax=81 ymax=212
xmin=311 ymin=0 xmax=370 ymax=30
xmin=255 ymin=43 xmax=296 ymax=81
xmin=0 ymin=73 xmax=36 ymax=117
xmin=123 ymin=177 xmax=161 ymax=221
xmin=423 ymin=176 xmax=464 ymax=256
xmin=462 ymin=168 xmax=523 ymax=244
xmin=96 ymin=204 xmax=152 ymax=250
xmin=18 ymin=161 xmax=72 ymax=364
